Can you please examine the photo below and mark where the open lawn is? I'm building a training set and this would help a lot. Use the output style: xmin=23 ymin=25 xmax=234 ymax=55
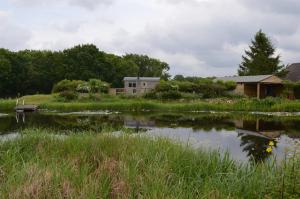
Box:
xmin=0 ymin=128 xmax=299 ymax=198
xmin=2 ymin=94 xmax=300 ymax=112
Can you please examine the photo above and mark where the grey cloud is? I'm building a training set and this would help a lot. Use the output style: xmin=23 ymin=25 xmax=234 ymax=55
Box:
xmin=6 ymin=0 xmax=300 ymax=76
xmin=69 ymin=0 xmax=114 ymax=10
xmin=240 ymin=0 xmax=300 ymax=15
xmin=109 ymin=0 xmax=300 ymax=76
xmin=0 ymin=13 xmax=32 ymax=50
xmin=12 ymin=0 xmax=115 ymax=10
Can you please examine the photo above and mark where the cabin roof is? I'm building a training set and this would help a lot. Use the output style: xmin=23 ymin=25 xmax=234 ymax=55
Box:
xmin=285 ymin=63 xmax=300 ymax=82
xmin=216 ymin=75 xmax=275 ymax=83
xmin=124 ymin=77 xmax=160 ymax=81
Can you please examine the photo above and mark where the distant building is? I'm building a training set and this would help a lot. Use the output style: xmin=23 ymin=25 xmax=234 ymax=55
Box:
xmin=285 ymin=63 xmax=300 ymax=82
xmin=108 ymin=77 xmax=161 ymax=96
xmin=216 ymin=75 xmax=283 ymax=99
xmin=123 ymin=77 xmax=160 ymax=95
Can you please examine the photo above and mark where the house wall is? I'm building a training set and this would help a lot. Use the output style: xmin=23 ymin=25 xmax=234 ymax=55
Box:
xmin=234 ymin=83 xmax=244 ymax=94
xmin=244 ymin=84 xmax=257 ymax=97
xmin=261 ymin=76 xmax=283 ymax=84
xmin=124 ymin=80 xmax=159 ymax=95
xmin=260 ymin=84 xmax=283 ymax=98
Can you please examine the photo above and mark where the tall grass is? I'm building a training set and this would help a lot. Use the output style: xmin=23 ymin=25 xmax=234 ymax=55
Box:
xmin=39 ymin=99 xmax=300 ymax=112
xmin=0 ymin=128 xmax=299 ymax=198
xmin=2 ymin=94 xmax=300 ymax=112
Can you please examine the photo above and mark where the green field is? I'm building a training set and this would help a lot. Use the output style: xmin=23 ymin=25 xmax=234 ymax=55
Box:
xmin=0 ymin=128 xmax=299 ymax=198
xmin=2 ymin=94 xmax=300 ymax=112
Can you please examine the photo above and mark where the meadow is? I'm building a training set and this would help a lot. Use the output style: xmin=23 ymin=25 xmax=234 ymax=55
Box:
xmin=0 ymin=128 xmax=299 ymax=198
xmin=2 ymin=94 xmax=300 ymax=112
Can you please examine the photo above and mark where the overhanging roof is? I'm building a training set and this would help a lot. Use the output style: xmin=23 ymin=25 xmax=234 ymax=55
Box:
xmin=216 ymin=75 xmax=276 ymax=83
xmin=124 ymin=77 xmax=160 ymax=81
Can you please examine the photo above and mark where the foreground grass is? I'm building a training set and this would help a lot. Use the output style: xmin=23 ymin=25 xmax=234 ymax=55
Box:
xmin=0 ymin=129 xmax=299 ymax=198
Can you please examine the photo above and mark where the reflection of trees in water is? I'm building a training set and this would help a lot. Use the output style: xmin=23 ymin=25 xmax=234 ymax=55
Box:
xmin=148 ymin=114 xmax=236 ymax=131
xmin=0 ymin=116 xmax=17 ymax=133
xmin=237 ymin=133 xmax=276 ymax=162
xmin=1 ymin=113 xmax=125 ymax=133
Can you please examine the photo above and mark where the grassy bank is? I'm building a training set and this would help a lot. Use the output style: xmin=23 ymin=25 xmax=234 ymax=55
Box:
xmin=2 ymin=94 xmax=300 ymax=112
xmin=0 ymin=99 xmax=15 ymax=112
xmin=0 ymin=129 xmax=299 ymax=198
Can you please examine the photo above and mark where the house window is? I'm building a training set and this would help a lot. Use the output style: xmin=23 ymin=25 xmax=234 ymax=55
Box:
xmin=133 ymin=89 xmax=136 ymax=94
xmin=129 ymin=82 xmax=136 ymax=88
xmin=143 ymin=82 xmax=147 ymax=87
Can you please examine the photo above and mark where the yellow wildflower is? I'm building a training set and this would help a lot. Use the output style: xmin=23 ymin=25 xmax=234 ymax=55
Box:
xmin=266 ymin=147 xmax=273 ymax=153
xmin=269 ymin=141 xmax=275 ymax=146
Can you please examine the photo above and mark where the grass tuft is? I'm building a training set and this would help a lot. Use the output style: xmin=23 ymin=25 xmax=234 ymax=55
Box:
xmin=0 ymin=128 xmax=299 ymax=198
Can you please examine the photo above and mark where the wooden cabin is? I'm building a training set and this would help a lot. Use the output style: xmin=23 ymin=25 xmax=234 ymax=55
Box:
xmin=217 ymin=75 xmax=283 ymax=99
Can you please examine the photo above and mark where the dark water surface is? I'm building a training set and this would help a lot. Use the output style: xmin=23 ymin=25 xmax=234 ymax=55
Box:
xmin=0 ymin=111 xmax=299 ymax=163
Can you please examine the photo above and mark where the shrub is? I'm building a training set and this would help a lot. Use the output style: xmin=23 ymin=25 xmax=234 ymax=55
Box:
xmin=160 ymin=90 xmax=182 ymax=100
xmin=89 ymin=79 xmax=110 ymax=93
xmin=52 ymin=80 xmax=85 ymax=93
xmin=76 ymin=82 xmax=90 ymax=93
xmin=155 ymin=81 xmax=178 ymax=92
xmin=144 ymin=91 xmax=158 ymax=99
xmin=155 ymin=79 xmax=236 ymax=98
xmin=58 ymin=91 xmax=78 ymax=101
xmin=294 ymin=83 xmax=300 ymax=99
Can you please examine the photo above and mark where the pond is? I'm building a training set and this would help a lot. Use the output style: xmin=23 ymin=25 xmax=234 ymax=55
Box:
xmin=0 ymin=111 xmax=299 ymax=163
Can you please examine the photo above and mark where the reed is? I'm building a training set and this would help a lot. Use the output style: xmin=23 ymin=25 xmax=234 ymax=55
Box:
xmin=0 ymin=128 xmax=299 ymax=198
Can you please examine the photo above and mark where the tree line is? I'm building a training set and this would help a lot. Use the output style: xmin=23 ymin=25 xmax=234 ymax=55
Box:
xmin=0 ymin=44 xmax=170 ymax=97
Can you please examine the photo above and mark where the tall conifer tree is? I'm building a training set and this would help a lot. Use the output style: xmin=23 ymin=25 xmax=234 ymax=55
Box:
xmin=238 ymin=30 xmax=286 ymax=77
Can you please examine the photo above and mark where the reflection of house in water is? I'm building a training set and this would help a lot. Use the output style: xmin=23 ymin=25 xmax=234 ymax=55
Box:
xmin=234 ymin=119 xmax=282 ymax=162
xmin=124 ymin=117 xmax=156 ymax=130
xmin=234 ymin=119 xmax=282 ymax=139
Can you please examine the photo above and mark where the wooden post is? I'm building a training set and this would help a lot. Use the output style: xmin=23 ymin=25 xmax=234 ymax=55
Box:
xmin=257 ymin=83 xmax=261 ymax=99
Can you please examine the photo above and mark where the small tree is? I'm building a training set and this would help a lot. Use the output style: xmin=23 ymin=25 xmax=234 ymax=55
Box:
xmin=238 ymin=30 xmax=286 ymax=77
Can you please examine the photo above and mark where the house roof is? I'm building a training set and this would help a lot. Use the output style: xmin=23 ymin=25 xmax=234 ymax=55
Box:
xmin=216 ymin=75 xmax=274 ymax=83
xmin=285 ymin=63 xmax=300 ymax=82
xmin=124 ymin=77 xmax=160 ymax=81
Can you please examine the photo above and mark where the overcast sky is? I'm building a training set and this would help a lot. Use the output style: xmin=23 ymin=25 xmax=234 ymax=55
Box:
xmin=1 ymin=0 xmax=300 ymax=76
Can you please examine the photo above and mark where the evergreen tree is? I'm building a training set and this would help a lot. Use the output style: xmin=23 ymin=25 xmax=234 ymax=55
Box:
xmin=238 ymin=30 xmax=286 ymax=77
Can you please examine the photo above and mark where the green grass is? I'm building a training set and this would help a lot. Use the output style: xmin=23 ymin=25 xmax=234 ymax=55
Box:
xmin=0 ymin=128 xmax=299 ymax=198
xmin=0 ymin=99 xmax=15 ymax=112
xmin=2 ymin=94 xmax=300 ymax=112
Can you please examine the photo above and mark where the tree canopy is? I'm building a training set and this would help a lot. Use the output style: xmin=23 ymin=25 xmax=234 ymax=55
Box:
xmin=0 ymin=44 xmax=170 ymax=97
xmin=238 ymin=30 xmax=286 ymax=77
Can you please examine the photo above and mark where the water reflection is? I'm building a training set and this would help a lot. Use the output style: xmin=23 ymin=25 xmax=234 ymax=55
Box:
xmin=16 ymin=112 xmax=26 ymax=123
xmin=0 ymin=111 xmax=299 ymax=163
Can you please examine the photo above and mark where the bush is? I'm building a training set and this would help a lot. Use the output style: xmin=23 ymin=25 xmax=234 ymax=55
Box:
xmin=52 ymin=79 xmax=110 ymax=94
xmin=76 ymin=82 xmax=90 ymax=93
xmin=144 ymin=91 xmax=158 ymax=99
xmin=89 ymin=79 xmax=110 ymax=93
xmin=52 ymin=80 xmax=85 ymax=93
xmin=160 ymin=91 xmax=182 ymax=100
xmin=58 ymin=91 xmax=78 ymax=101
xmin=155 ymin=81 xmax=178 ymax=92
xmin=154 ymin=79 xmax=236 ymax=98
xmin=294 ymin=83 xmax=300 ymax=99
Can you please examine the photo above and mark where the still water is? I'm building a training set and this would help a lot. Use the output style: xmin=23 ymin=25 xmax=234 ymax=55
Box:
xmin=0 ymin=111 xmax=299 ymax=163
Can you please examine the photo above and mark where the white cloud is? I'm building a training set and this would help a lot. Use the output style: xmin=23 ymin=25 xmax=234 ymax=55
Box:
xmin=12 ymin=0 xmax=115 ymax=10
xmin=1 ymin=0 xmax=300 ymax=76
xmin=0 ymin=10 xmax=31 ymax=50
